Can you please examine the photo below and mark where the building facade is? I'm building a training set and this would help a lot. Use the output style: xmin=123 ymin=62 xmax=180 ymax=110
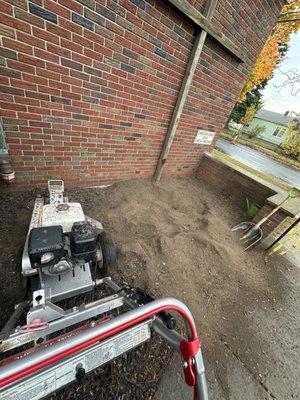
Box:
xmin=0 ymin=0 xmax=284 ymax=187
xmin=244 ymin=109 xmax=293 ymax=146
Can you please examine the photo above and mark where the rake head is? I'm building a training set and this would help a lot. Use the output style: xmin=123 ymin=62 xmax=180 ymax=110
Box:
xmin=232 ymin=221 xmax=263 ymax=250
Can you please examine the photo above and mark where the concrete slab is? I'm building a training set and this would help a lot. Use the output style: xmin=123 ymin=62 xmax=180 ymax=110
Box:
xmin=155 ymin=254 xmax=300 ymax=400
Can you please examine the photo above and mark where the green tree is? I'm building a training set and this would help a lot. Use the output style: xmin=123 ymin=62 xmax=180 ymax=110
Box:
xmin=249 ymin=124 xmax=266 ymax=139
xmin=281 ymin=120 xmax=300 ymax=161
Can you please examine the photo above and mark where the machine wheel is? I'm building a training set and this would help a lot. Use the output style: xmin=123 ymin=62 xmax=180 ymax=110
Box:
xmin=97 ymin=232 xmax=117 ymax=276
xmin=0 ymin=247 xmax=27 ymax=309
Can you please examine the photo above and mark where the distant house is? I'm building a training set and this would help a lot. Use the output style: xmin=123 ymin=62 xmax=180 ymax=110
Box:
xmin=244 ymin=109 xmax=293 ymax=145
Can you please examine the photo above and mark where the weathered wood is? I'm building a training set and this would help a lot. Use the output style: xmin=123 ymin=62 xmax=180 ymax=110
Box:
xmin=154 ymin=0 xmax=218 ymax=182
xmin=167 ymin=0 xmax=244 ymax=62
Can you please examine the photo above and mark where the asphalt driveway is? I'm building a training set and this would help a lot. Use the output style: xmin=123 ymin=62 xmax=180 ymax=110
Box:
xmin=216 ymin=138 xmax=300 ymax=188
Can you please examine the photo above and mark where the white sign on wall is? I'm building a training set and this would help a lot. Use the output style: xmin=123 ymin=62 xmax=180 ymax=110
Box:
xmin=194 ymin=129 xmax=215 ymax=145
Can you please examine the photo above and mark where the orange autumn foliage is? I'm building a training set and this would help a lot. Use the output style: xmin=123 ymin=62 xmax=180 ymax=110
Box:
xmin=239 ymin=0 xmax=300 ymax=102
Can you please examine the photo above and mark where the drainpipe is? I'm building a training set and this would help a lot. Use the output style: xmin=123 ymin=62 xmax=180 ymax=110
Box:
xmin=0 ymin=120 xmax=15 ymax=184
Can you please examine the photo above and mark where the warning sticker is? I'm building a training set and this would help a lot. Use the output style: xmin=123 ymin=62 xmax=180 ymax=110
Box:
xmin=1 ymin=322 xmax=151 ymax=400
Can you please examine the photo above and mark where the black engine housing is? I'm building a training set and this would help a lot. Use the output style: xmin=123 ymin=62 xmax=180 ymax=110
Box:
xmin=70 ymin=222 xmax=97 ymax=263
xmin=28 ymin=225 xmax=65 ymax=268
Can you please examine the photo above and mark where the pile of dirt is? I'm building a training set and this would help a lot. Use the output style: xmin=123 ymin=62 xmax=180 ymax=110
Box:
xmin=0 ymin=177 xmax=288 ymax=399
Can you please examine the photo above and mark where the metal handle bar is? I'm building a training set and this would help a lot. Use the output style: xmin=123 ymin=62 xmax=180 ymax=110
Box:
xmin=0 ymin=297 xmax=208 ymax=400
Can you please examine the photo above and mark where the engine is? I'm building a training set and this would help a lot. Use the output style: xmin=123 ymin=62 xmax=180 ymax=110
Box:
xmin=28 ymin=221 xmax=98 ymax=275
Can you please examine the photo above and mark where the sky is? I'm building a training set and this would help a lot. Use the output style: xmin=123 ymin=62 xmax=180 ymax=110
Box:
xmin=261 ymin=31 xmax=300 ymax=114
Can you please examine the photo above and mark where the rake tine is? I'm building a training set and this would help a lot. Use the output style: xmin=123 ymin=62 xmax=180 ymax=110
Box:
xmin=242 ymin=232 xmax=261 ymax=244
xmin=241 ymin=229 xmax=259 ymax=240
xmin=244 ymin=236 xmax=263 ymax=251
xmin=231 ymin=222 xmax=254 ymax=232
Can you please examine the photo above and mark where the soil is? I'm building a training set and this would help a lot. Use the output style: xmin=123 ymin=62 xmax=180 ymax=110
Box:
xmin=0 ymin=176 xmax=299 ymax=399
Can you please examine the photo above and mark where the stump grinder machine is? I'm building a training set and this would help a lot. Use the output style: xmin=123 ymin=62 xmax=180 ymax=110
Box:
xmin=0 ymin=180 xmax=208 ymax=400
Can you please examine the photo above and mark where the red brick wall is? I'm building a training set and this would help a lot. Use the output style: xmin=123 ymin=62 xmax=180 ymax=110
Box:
xmin=0 ymin=0 xmax=283 ymax=187
xmin=197 ymin=154 xmax=276 ymax=209
xmin=252 ymin=204 xmax=288 ymax=238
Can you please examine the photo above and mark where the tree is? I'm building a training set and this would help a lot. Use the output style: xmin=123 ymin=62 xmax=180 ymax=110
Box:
xmin=276 ymin=68 xmax=300 ymax=96
xmin=241 ymin=104 xmax=257 ymax=126
xmin=281 ymin=119 xmax=300 ymax=161
xmin=249 ymin=124 xmax=266 ymax=139
xmin=229 ymin=82 xmax=266 ymax=124
xmin=228 ymin=1 xmax=300 ymax=124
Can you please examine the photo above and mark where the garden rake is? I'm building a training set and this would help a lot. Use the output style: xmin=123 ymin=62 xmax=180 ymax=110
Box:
xmin=232 ymin=188 xmax=300 ymax=251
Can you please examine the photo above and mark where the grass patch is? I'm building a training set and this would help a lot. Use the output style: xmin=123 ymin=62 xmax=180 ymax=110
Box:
xmin=212 ymin=148 xmax=291 ymax=192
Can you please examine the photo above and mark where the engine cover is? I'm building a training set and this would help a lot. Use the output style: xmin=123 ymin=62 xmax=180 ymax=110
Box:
xmin=28 ymin=225 xmax=65 ymax=268
xmin=42 ymin=202 xmax=85 ymax=233
xmin=70 ymin=222 xmax=97 ymax=263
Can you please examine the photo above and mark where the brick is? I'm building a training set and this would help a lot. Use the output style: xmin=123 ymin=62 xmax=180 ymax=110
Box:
xmin=32 ymin=26 xmax=59 ymax=44
xmin=17 ymin=31 xmax=46 ymax=49
xmin=83 ymin=65 xmax=102 ymax=77
xmin=61 ymin=38 xmax=83 ymax=54
xmin=34 ymin=48 xmax=59 ymax=63
xmin=73 ymin=113 xmax=90 ymax=120
xmin=0 ymin=1 xmax=13 ymax=15
xmin=47 ymin=43 xmax=71 ymax=58
xmin=72 ymin=52 xmax=93 ymax=66
xmin=2 ymin=38 xmax=33 ymax=55
xmin=46 ymin=21 xmax=71 ymax=40
xmin=58 ymin=0 xmax=83 ymax=14
xmin=131 ymin=0 xmax=146 ymax=10
xmin=61 ymin=58 xmax=83 ymax=71
xmin=84 ymin=8 xmax=105 ymax=26
xmin=29 ymin=3 xmax=58 ymax=24
xmin=72 ymin=12 xmax=94 ymax=30
xmin=15 ymin=7 xmax=45 ymax=28
xmin=95 ymin=3 xmax=116 ymax=22
xmin=121 ymin=63 xmax=136 ymax=74
xmin=44 ymin=0 xmax=70 ymax=20
xmin=0 ymin=47 xmax=17 ymax=60
xmin=26 ymin=91 xmax=50 ymax=101
xmin=99 ymin=124 xmax=113 ymax=129
xmin=76 ymin=0 xmax=95 ymax=10
xmin=0 ymin=85 xmax=24 ymax=96
xmin=0 ymin=0 xmax=284 ymax=188
xmin=0 ymin=66 xmax=21 ymax=79
xmin=134 ymin=113 xmax=146 ymax=119
xmin=70 ymin=69 xmax=89 ymax=81
xmin=51 ymin=95 xmax=72 ymax=105
xmin=82 ymin=95 xmax=99 ymax=104
xmin=0 ymin=23 xmax=15 ymax=38
xmin=3 ymin=0 xmax=27 ymax=10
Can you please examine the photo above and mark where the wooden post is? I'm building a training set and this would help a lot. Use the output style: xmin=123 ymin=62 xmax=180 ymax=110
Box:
xmin=154 ymin=0 xmax=218 ymax=182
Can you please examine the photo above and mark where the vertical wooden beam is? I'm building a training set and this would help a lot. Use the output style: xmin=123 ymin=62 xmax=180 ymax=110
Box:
xmin=154 ymin=0 xmax=218 ymax=182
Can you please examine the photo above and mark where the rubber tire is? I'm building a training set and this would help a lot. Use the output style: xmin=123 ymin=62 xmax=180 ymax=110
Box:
xmin=97 ymin=232 xmax=117 ymax=276
xmin=0 ymin=247 xmax=27 ymax=309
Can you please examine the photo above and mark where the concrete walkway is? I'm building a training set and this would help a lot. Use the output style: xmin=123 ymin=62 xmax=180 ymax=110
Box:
xmin=155 ymin=254 xmax=300 ymax=400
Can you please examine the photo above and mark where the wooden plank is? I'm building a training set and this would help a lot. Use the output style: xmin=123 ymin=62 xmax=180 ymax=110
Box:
xmin=154 ymin=0 xmax=218 ymax=182
xmin=167 ymin=0 xmax=244 ymax=62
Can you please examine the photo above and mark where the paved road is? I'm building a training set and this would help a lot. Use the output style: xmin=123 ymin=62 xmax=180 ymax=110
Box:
xmin=216 ymin=138 xmax=300 ymax=188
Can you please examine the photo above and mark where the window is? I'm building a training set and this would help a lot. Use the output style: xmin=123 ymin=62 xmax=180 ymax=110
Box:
xmin=273 ymin=127 xmax=287 ymax=137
